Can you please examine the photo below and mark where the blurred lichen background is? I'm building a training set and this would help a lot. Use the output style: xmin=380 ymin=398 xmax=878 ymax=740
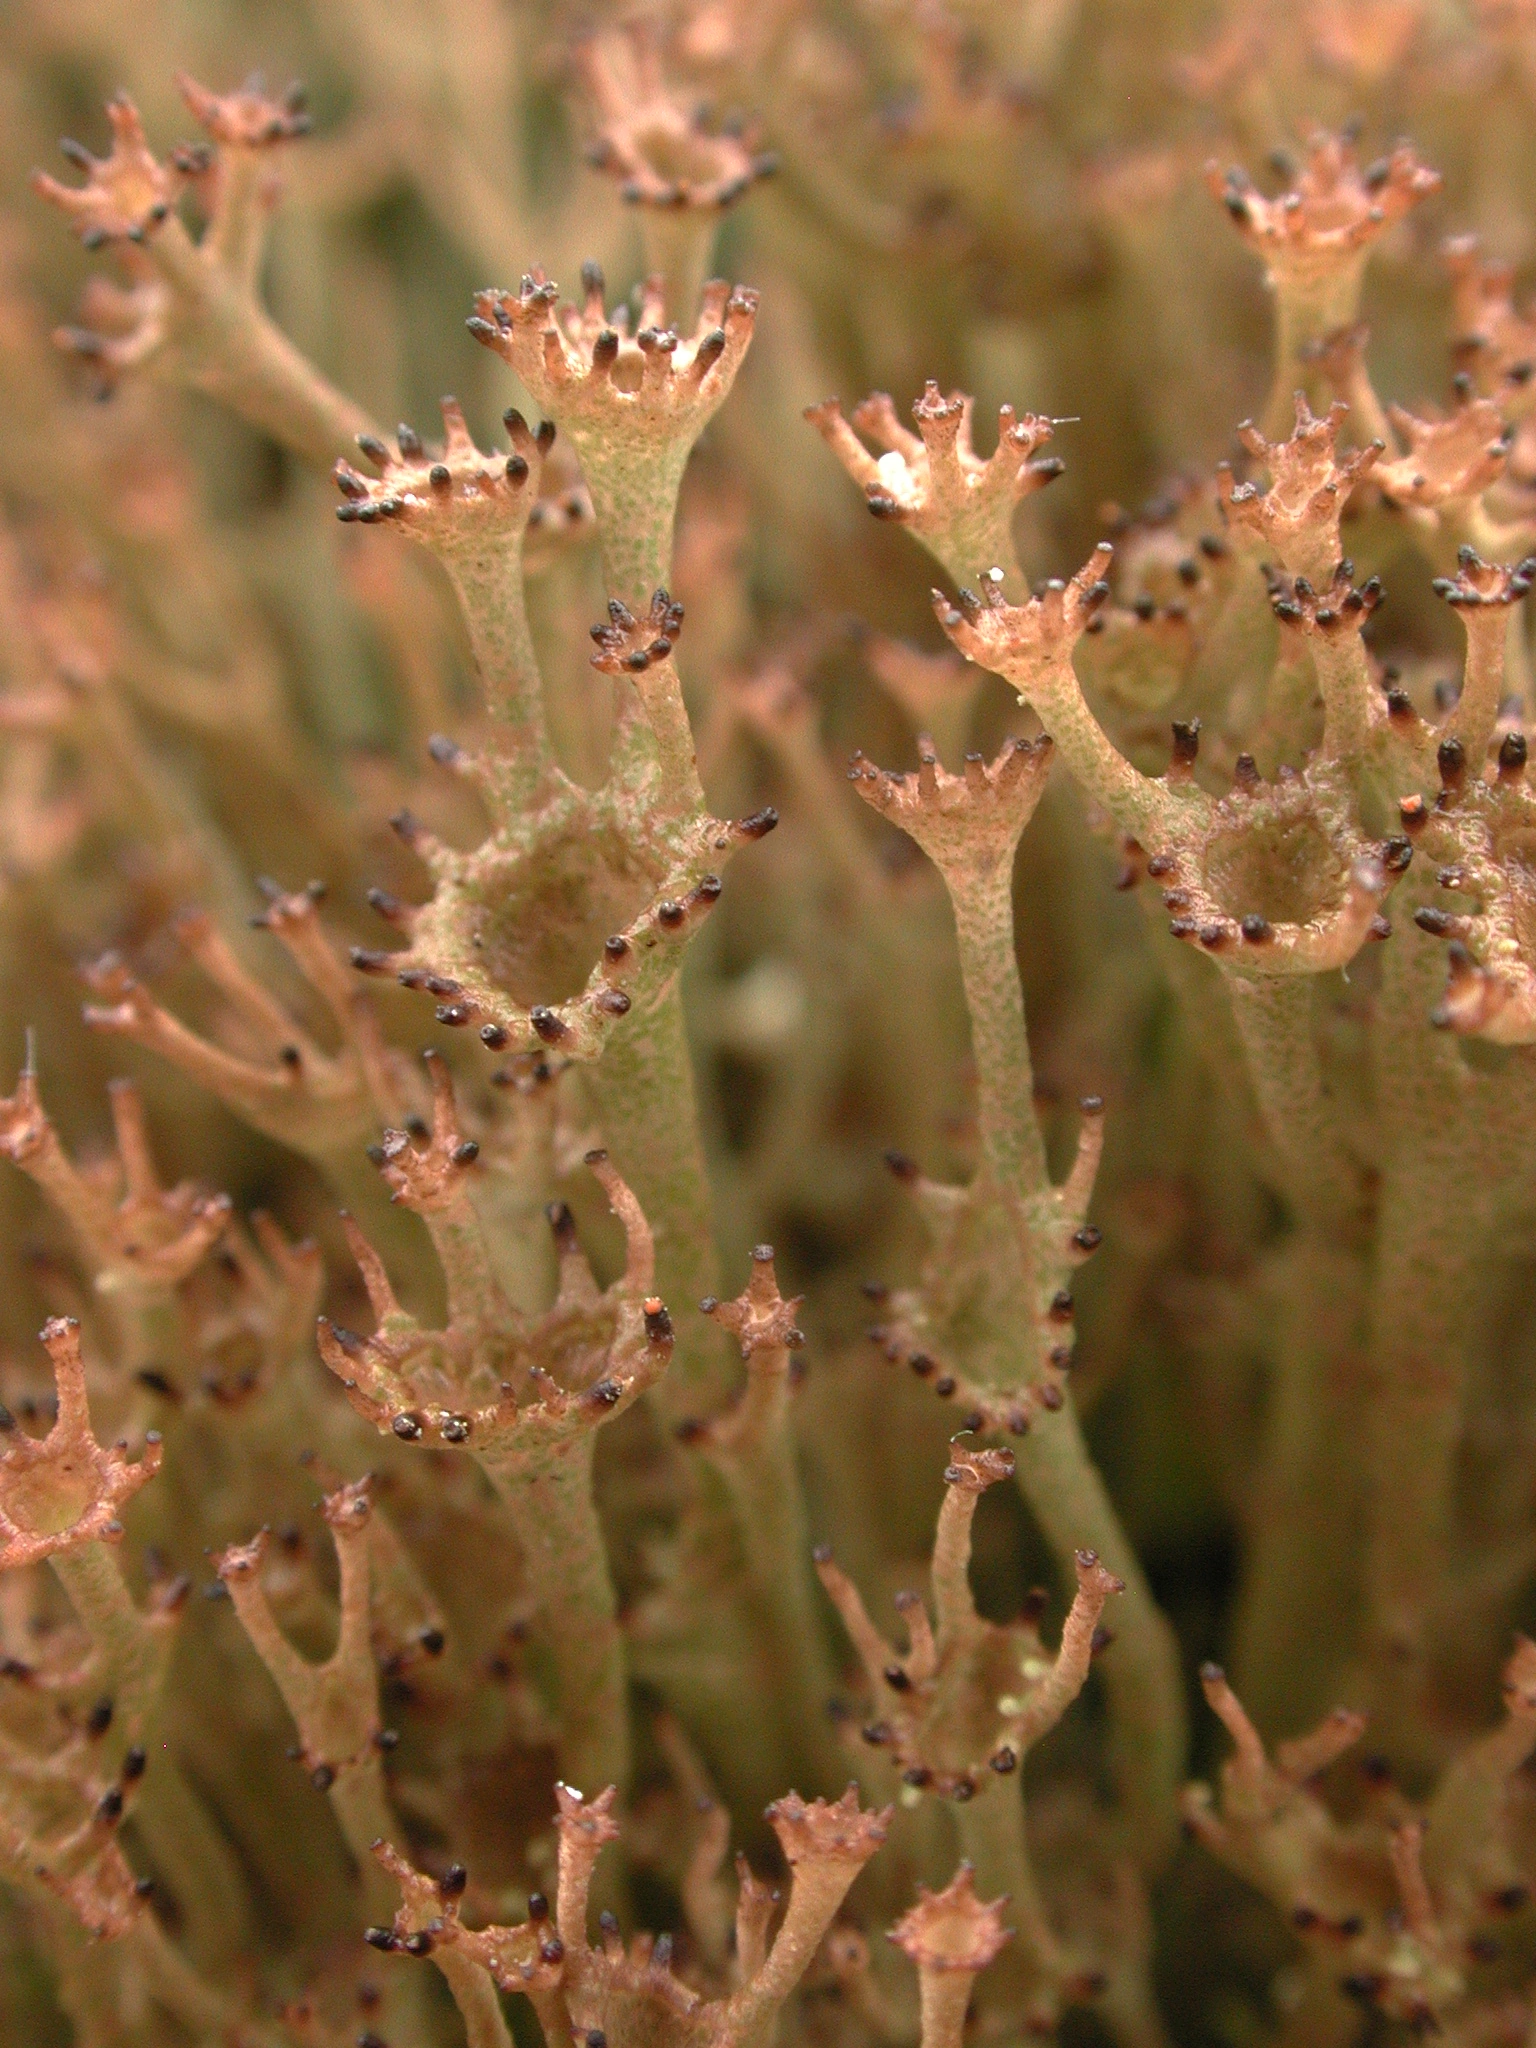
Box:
xmin=10 ymin=2 xmax=1536 ymax=2044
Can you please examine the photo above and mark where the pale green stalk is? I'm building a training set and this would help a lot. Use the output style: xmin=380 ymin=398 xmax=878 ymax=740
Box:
xmin=1361 ymin=916 xmax=1536 ymax=1740
xmin=589 ymin=983 xmax=723 ymax=1402
xmin=445 ymin=544 xmax=556 ymax=804
xmin=583 ymin=440 xmax=692 ymax=620
xmin=939 ymin=839 xmax=1185 ymax=1853
xmin=1013 ymin=1409 xmax=1185 ymax=1859
xmin=1225 ymin=977 xmax=1361 ymax=1234
xmin=481 ymin=1440 xmax=631 ymax=1798
xmin=949 ymin=863 xmax=1050 ymax=1198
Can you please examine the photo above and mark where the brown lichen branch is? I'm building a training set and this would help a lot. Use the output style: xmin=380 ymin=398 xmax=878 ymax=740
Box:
xmin=714 ymin=1789 xmax=892 ymax=2042
xmin=818 ymin=1452 xmax=1118 ymax=2027
xmin=573 ymin=19 xmax=775 ymax=317
xmin=691 ymin=1242 xmax=806 ymax=1452
xmin=319 ymin=1135 xmax=672 ymax=1797
xmin=1446 ymin=235 xmax=1536 ymax=424
xmin=1431 ymin=547 xmax=1534 ymax=767
xmin=1407 ymin=713 xmax=1536 ymax=1042
xmin=0 ymin=1060 xmax=230 ymax=1360
xmin=816 ymin=1446 xmax=1122 ymax=1802
xmin=0 ymin=1745 xmax=149 ymax=1943
xmin=216 ymin=1476 xmax=397 ymax=1909
xmin=172 ymin=71 xmax=310 ymax=284
xmin=30 ymin=97 xmax=178 ymax=247
xmin=575 ymin=20 xmax=775 ymax=213
xmin=847 ymin=545 xmax=1188 ymax=1855
xmin=849 ymin=731 xmax=1056 ymax=1200
xmin=82 ymin=886 xmax=402 ymax=1163
xmin=360 ymin=722 xmax=772 ymax=1063
xmin=1217 ymin=395 xmax=1383 ymax=593
xmin=370 ymin=1781 xmax=890 ymax=2048
xmin=0 ymin=1321 xmax=173 ymax=1790
xmin=33 ymin=85 xmax=375 ymax=467
xmin=848 ymin=730 xmax=1055 ymax=886
xmin=372 ymin=1048 xmax=506 ymax=1330
xmin=368 ymin=1840 xmax=519 ymax=2048
xmin=590 ymin=585 xmax=703 ymax=809
xmin=1183 ymin=1654 xmax=1536 ymax=2033
xmin=674 ymin=1247 xmax=845 ymax=1793
xmin=1377 ymin=396 xmax=1514 ymax=519
xmin=935 ymin=548 xmax=1192 ymax=844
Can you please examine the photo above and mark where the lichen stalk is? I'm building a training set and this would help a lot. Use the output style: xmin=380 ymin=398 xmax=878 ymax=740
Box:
xmin=589 ymin=986 xmax=723 ymax=1401
xmin=1014 ymin=1410 xmax=1186 ymax=1859
xmin=46 ymin=1545 xmax=163 ymax=1748
xmin=437 ymin=1947 xmax=516 ymax=2048
xmin=442 ymin=546 xmax=554 ymax=793
xmin=1224 ymin=977 xmax=1361 ymax=1233
xmin=1228 ymin=1240 xmax=1368 ymax=1733
xmin=692 ymin=1252 xmax=848 ymax=1794
xmin=1361 ymin=924 xmax=1536 ymax=1724
xmin=949 ymin=859 xmax=1050 ymax=1201
xmin=481 ymin=1436 xmax=632 ymax=1801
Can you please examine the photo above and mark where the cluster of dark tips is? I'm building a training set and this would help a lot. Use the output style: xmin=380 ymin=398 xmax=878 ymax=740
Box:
xmin=590 ymin=589 xmax=686 ymax=673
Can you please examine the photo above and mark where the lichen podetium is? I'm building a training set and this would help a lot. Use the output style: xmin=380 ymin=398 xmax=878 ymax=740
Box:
xmin=7 ymin=7 xmax=1536 ymax=2042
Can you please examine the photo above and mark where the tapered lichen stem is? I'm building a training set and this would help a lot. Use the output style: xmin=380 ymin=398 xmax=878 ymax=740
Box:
xmin=318 ymin=1144 xmax=440 ymax=1317
xmin=1361 ymin=922 xmax=1536 ymax=1737
xmin=49 ymin=1543 xmax=252 ymax=1963
xmin=614 ymin=656 xmax=707 ymax=815
xmin=48 ymin=1545 xmax=162 ymax=1747
xmin=949 ymin=860 xmax=1049 ymax=1199
xmin=892 ymin=744 xmax=1185 ymax=1851
xmin=330 ymin=1756 xmax=397 ymax=1889
xmin=918 ymin=1968 xmax=974 ymax=2048
xmin=217 ymin=1487 xmax=401 ymax=1920
xmin=130 ymin=1748 xmax=256 ymax=1969
xmin=1043 ymin=655 xmax=1187 ymax=844
xmin=481 ymin=1439 xmax=631 ymax=1797
xmin=1225 ymin=977 xmax=1362 ymax=1234
xmin=207 ymin=149 xmax=266 ymax=287
xmin=1223 ymin=980 xmax=1372 ymax=1724
xmin=1311 ymin=636 xmax=1375 ymax=763
xmin=953 ymin=1779 xmax=1061 ymax=2024
xmin=588 ymin=981 xmax=723 ymax=1403
xmin=443 ymin=547 xmax=555 ymax=801
xmin=699 ymin=1341 xmax=848 ymax=1793
xmin=1230 ymin=1241 xmax=1367 ymax=1733
xmin=189 ymin=306 xmax=376 ymax=473
xmin=587 ymin=442 xmax=691 ymax=619
xmin=1013 ymin=1408 xmax=1186 ymax=1861
xmin=1440 ymin=596 xmax=1515 ymax=770
xmin=134 ymin=1912 xmax=290 ymax=2048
